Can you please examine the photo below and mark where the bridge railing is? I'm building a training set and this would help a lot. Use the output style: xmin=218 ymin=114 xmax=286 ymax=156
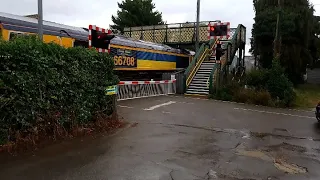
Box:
xmin=123 ymin=21 xmax=236 ymax=44
xmin=117 ymin=80 xmax=176 ymax=100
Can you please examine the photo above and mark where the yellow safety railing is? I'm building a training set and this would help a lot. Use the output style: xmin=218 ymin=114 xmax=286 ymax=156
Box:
xmin=186 ymin=39 xmax=219 ymax=87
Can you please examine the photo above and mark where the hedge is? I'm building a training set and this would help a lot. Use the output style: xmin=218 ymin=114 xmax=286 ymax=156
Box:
xmin=0 ymin=35 xmax=119 ymax=144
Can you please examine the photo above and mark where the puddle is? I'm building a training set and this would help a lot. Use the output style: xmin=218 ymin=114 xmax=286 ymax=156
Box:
xmin=236 ymin=149 xmax=308 ymax=174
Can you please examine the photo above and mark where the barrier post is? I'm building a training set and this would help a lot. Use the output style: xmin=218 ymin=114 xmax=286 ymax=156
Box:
xmin=112 ymin=94 xmax=118 ymax=120
xmin=106 ymin=85 xmax=118 ymax=120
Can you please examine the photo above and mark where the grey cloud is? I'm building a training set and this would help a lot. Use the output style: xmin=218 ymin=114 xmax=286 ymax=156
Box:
xmin=2 ymin=0 xmax=320 ymax=55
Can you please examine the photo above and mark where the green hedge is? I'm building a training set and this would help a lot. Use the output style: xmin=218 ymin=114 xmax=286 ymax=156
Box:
xmin=211 ymin=60 xmax=296 ymax=107
xmin=0 ymin=35 xmax=119 ymax=144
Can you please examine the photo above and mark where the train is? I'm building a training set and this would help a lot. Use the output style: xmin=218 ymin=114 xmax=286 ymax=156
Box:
xmin=0 ymin=12 xmax=193 ymax=80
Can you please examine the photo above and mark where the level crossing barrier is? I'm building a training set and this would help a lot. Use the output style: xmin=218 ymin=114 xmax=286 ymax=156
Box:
xmin=162 ymin=69 xmax=185 ymax=94
xmin=117 ymin=79 xmax=176 ymax=100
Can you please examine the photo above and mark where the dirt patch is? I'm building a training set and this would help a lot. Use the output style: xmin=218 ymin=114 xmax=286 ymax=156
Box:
xmin=235 ymin=148 xmax=308 ymax=175
xmin=266 ymin=142 xmax=307 ymax=153
xmin=236 ymin=149 xmax=273 ymax=162
xmin=250 ymin=132 xmax=269 ymax=138
xmin=274 ymin=158 xmax=308 ymax=174
xmin=250 ymin=131 xmax=310 ymax=141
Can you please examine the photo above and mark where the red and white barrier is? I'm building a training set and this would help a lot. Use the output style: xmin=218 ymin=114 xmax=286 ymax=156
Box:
xmin=208 ymin=22 xmax=231 ymax=40
xmin=88 ymin=25 xmax=112 ymax=53
xmin=117 ymin=79 xmax=177 ymax=100
xmin=118 ymin=79 xmax=176 ymax=85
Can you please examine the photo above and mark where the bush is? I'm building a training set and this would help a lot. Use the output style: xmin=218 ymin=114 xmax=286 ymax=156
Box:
xmin=265 ymin=60 xmax=296 ymax=106
xmin=211 ymin=59 xmax=296 ymax=107
xmin=0 ymin=35 xmax=119 ymax=144
xmin=232 ymin=87 xmax=272 ymax=106
xmin=245 ymin=69 xmax=268 ymax=90
xmin=252 ymin=90 xmax=273 ymax=106
xmin=211 ymin=81 xmax=240 ymax=101
xmin=232 ymin=88 xmax=253 ymax=103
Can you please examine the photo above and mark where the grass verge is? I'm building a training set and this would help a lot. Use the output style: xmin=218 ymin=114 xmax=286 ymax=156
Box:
xmin=294 ymin=84 xmax=320 ymax=109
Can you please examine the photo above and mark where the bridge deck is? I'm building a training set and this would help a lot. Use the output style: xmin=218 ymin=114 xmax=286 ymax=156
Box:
xmin=123 ymin=21 xmax=236 ymax=45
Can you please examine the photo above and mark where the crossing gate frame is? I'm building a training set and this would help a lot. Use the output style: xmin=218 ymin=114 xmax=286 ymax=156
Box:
xmin=88 ymin=24 xmax=112 ymax=53
xmin=207 ymin=22 xmax=231 ymax=40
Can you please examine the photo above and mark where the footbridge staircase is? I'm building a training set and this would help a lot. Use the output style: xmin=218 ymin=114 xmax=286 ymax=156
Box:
xmin=185 ymin=24 xmax=246 ymax=95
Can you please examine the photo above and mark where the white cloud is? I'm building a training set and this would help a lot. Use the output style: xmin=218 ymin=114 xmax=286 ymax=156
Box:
xmin=1 ymin=0 xmax=320 ymax=55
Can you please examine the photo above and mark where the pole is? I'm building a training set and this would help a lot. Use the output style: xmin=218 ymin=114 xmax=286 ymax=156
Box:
xmin=195 ymin=0 xmax=200 ymax=52
xmin=274 ymin=0 xmax=281 ymax=59
xmin=38 ymin=0 xmax=43 ymax=40
xmin=112 ymin=94 xmax=118 ymax=120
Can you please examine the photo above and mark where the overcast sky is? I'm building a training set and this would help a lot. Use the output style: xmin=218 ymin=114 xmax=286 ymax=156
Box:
xmin=2 ymin=0 xmax=320 ymax=55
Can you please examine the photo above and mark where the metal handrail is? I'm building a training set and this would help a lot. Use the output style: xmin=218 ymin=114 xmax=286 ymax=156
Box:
xmin=184 ymin=43 xmax=205 ymax=78
xmin=186 ymin=48 xmax=209 ymax=86
xmin=186 ymin=39 xmax=218 ymax=87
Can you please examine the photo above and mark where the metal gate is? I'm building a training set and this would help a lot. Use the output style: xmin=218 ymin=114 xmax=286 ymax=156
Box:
xmin=117 ymin=80 xmax=176 ymax=101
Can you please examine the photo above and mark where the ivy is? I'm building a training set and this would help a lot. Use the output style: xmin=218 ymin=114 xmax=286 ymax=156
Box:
xmin=0 ymin=35 xmax=119 ymax=143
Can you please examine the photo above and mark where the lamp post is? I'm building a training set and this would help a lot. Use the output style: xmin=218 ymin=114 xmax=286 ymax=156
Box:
xmin=195 ymin=0 xmax=200 ymax=52
xmin=38 ymin=0 xmax=43 ymax=40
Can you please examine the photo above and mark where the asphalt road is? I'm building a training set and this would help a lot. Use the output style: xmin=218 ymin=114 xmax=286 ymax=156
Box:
xmin=0 ymin=95 xmax=319 ymax=180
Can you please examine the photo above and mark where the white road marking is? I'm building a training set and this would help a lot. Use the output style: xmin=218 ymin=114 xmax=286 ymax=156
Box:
xmin=162 ymin=111 xmax=172 ymax=114
xmin=177 ymin=101 xmax=194 ymax=105
xmin=234 ymin=107 xmax=314 ymax=119
xmin=118 ymin=105 xmax=133 ymax=108
xmin=143 ymin=101 xmax=176 ymax=111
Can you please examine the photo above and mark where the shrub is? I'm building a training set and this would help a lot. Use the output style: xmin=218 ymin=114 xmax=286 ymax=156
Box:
xmin=232 ymin=88 xmax=253 ymax=103
xmin=211 ymin=59 xmax=295 ymax=107
xmin=232 ymin=87 xmax=272 ymax=106
xmin=266 ymin=60 xmax=296 ymax=106
xmin=211 ymin=81 xmax=240 ymax=101
xmin=252 ymin=90 xmax=273 ymax=106
xmin=245 ymin=68 xmax=268 ymax=90
xmin=0 ymin=35 xmax=119 ymax=144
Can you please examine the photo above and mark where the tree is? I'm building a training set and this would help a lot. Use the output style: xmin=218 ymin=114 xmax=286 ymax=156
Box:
xmin=309 ymin=15 xmax=320 ymax=68
xmin=250 ymin=0 xmax=315 ymax=84
xmin=110 ymin=0 xmax=164 ymax=33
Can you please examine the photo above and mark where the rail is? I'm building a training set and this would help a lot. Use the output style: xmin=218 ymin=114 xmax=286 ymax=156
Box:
xmin=117 ymin=80 xmax=176 ymax=100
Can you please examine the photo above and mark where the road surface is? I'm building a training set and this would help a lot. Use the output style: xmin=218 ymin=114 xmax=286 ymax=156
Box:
xmin=0 ymin=95 xmax=319 ymax=180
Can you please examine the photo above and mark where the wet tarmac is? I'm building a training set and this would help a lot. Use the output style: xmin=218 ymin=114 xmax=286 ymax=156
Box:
xmin=0 ymin=95 xmax=319 ymax=180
